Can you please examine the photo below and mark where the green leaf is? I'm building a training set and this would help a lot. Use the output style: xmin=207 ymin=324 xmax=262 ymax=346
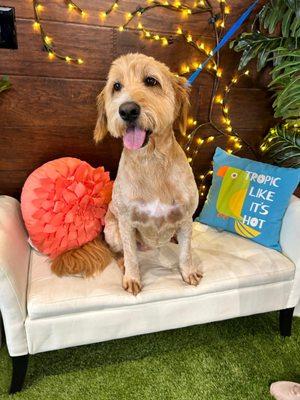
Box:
xmin=282 ymin=8 xmax=294 ymax=36
xmin=260 ymin=124 xmax=300 ymax=167
xmin=0 ymin=76 xmax=12 ymax=93
xmin=291 ymin=14 xmax=300 ymax=36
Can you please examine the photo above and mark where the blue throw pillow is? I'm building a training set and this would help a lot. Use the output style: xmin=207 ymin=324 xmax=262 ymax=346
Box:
xmin=197 ymin=147 xmax=300 ymax=251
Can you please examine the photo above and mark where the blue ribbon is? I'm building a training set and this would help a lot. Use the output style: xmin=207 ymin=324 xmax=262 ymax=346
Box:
xmin=187 ymin=0 xmax=259 ymax=85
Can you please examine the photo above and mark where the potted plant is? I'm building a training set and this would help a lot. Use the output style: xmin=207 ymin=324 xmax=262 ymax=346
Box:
xmin=231 ymin=0 xmax=300 ymax=167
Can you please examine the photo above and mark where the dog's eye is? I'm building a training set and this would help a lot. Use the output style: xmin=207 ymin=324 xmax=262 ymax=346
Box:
xmin=144 ymin=77 xmax=159 ymax=87
xmin=113 ymin=82 xmax=122 ymax=92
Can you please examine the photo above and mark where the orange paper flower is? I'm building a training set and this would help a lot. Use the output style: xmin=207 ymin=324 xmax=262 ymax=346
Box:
xmin=21 ymin=158 xmax=113 ymax=259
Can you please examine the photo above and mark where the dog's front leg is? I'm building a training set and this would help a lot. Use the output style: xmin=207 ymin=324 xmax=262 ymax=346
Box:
xmin=177 ymin=219 xmax=202 ymax=286
xmin=118 ymin=216 xmax=141 ymax=295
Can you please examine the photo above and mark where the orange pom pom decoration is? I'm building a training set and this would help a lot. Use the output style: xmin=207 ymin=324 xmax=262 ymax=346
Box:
xmin=21 ymin=157 xmax=113 ymax=259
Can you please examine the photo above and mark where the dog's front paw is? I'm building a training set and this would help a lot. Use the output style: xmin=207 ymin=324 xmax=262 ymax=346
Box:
xmin=123 ymin=275 xmax=142 ymax=295
xmin=181 ymin=266 xmax=203 ymax=286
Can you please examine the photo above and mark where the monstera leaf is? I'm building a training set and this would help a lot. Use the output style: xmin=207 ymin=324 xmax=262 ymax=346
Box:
xmin=261 ymin=124 xmax=300 ymax=167
xmin=269 ymin=50 xmax=300 ymax=121
xmin=0 ymin=76 xmax=12 ymax=93
xmin=258 ymin=0 xmax=300 ymax=35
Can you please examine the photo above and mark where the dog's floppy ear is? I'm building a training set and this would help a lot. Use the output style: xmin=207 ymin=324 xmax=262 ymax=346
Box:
xmin=94 ymin=89 xmax=108 ymax=143
xmin=172 ymin=75 xmax=190 ymax=136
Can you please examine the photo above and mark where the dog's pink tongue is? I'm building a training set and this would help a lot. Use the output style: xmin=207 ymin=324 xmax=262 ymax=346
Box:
xmin=123 ymin=127 xmax=146 ymax=150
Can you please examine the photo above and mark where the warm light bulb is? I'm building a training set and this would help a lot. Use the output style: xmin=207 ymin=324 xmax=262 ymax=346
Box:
xmin=188 ymin=117 xmax=194 ymax=125
xmin=226 ymin=149 xmax=233 ymax=154
xmin=81 ymin=10 xmax=87 ymax=17
xmin=199 ymin=0 xmax=205 ymax=6
xmin=36 ymin=4 xmax=44 ymax=12
xmin=118 ymin=26 xmax=124 ymax=32
xmin=244 ymin=70 xmax=250 ymax=75
xmin=220 ymin=21 xmax=225 ymax=28
xmin=226 ymin=126 xmax=233 ymax=133
xmin=187 ymin=157 xmax=192 ymax=163
xmin=65 ymin=56 xmax=71 ymax=63
xmin=199 ymin=174 xmax=205 ymax=179
xmin=207 ymin=136 xmax=214 ymax=142
xmin=216 ymin=68 xmax=222 ymax=77
xmin=182 ymin=9 xmax=190 ymax=17
xmin=113 ymin=3 xmax=119 ymax=9
xmin=44 ymin=36 xmax=52 ymax=45
xmin=176 ymin=27 xmax=183 ymax=34
xmin=161 ymin=37 xmax=168 ymax=46
xmin=100 ymin=11 xmax=107 ymax=19
xmin=186 ymin=34 xmax=192 ymax=42
xmin=232 ymin=77 xmax=238 ymax=83
xmin=193 ymin=120 xmax=197 ymax=125
xmin=33 ymin=21 xmax=40 ymax=31
xmin=137 ymin=11 xmax=142 ymax=16
xmin=224 ymin=5 xmax=230 ymax=14
xmin=208 ymin=170 xmax=213 ymax=175
xmin=154 ymin=34 xmax=160 ymax=40
xmin=48 ymin=52 xmax=55 ymax=60
xmin=197 ymin=138 xmax=204 ymax=145
xmin=126 ymin=12 xmax=132 ymax=20
xmin=215 ymin=95 xmax=223 ymax=104
xmin=181 ymin=65 xmax=190 ymax=74
xmin=137 ymin=22 xmax=143 ymax=29
xmin=68 ymin=3 xmax=75 ymax=10
xmin=77 ymin=58 xmax=84 ymax=64
xmin=223 ymin=106 xmax=229 ymax=114
xmin=174 ymin=0 xmax=181 ymax=7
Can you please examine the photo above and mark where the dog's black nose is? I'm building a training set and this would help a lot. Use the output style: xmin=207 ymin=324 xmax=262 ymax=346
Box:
xmin=119 ymin=102 xmax=140 ymax=122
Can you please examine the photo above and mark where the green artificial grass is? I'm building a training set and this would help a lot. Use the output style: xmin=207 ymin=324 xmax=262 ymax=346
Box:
xmin=1 ymin=313 xmax=300 ymax=399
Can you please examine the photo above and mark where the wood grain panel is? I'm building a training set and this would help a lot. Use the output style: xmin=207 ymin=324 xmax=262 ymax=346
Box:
xmin=0 ymin=0 xmax=274 ymax=199
xmin=0 ymin=20 xmax=269 ymax=87
xmin=0 ymin=75 xmax=203 ymax=127
xmin=0 ymin=20 xmax=114 ymax=80
xmin=0 ymin=75 xmax=269 ymax=130
xmin=7 ymin=0 xmax=263 ymax=36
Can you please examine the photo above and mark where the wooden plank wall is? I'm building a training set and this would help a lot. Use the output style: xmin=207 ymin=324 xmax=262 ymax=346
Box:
xmin=0 ymin=0 xmax=273 ymax=200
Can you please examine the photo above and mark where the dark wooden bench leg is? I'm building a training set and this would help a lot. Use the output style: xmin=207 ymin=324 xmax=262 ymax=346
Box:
xmin=279 ymin=308 xmax=295 ymax=338
xmin=9 ymin=354 xmax=29 ymax=394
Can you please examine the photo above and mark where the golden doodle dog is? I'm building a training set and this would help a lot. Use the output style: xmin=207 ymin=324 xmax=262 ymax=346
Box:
xmin=93 ymin=53 xmax=202 ymax=295
xmin=52 ymin=53 xmax=202 ymax=293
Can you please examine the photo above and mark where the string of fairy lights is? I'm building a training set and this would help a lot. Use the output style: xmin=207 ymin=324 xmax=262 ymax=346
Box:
xmin=31 ymin=0 xmax=258 ymax=197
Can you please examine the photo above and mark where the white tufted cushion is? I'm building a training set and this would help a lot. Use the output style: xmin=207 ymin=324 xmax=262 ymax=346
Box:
xmin=27 ymin=222 xmax=295 ymax=320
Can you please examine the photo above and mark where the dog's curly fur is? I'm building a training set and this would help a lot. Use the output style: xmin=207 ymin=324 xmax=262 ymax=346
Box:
xmin=52 ymin=53 xmax=202 ymax=293
xmin=51 ymin=237 xmax=111 ymax=277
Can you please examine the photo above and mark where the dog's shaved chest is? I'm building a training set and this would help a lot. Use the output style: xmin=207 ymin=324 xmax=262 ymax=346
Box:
xmin=137 ymin=200 xmax=177 ymax=217
xmin=131 ymin=199 xmax=183 ymax=226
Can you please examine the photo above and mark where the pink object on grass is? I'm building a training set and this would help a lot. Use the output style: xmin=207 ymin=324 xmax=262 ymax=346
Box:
xmin=21 ymin=157 xmax=113 ymax=259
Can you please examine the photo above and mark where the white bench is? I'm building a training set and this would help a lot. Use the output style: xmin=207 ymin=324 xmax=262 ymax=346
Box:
xmin=0 ymin=195 xmax=299 ymax=393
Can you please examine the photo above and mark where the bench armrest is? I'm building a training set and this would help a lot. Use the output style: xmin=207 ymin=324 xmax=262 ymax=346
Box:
xmin=0 ymin=196 xmax=30 ymax=356
xmin=280 ymin=195 xmax=300 ymax=308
